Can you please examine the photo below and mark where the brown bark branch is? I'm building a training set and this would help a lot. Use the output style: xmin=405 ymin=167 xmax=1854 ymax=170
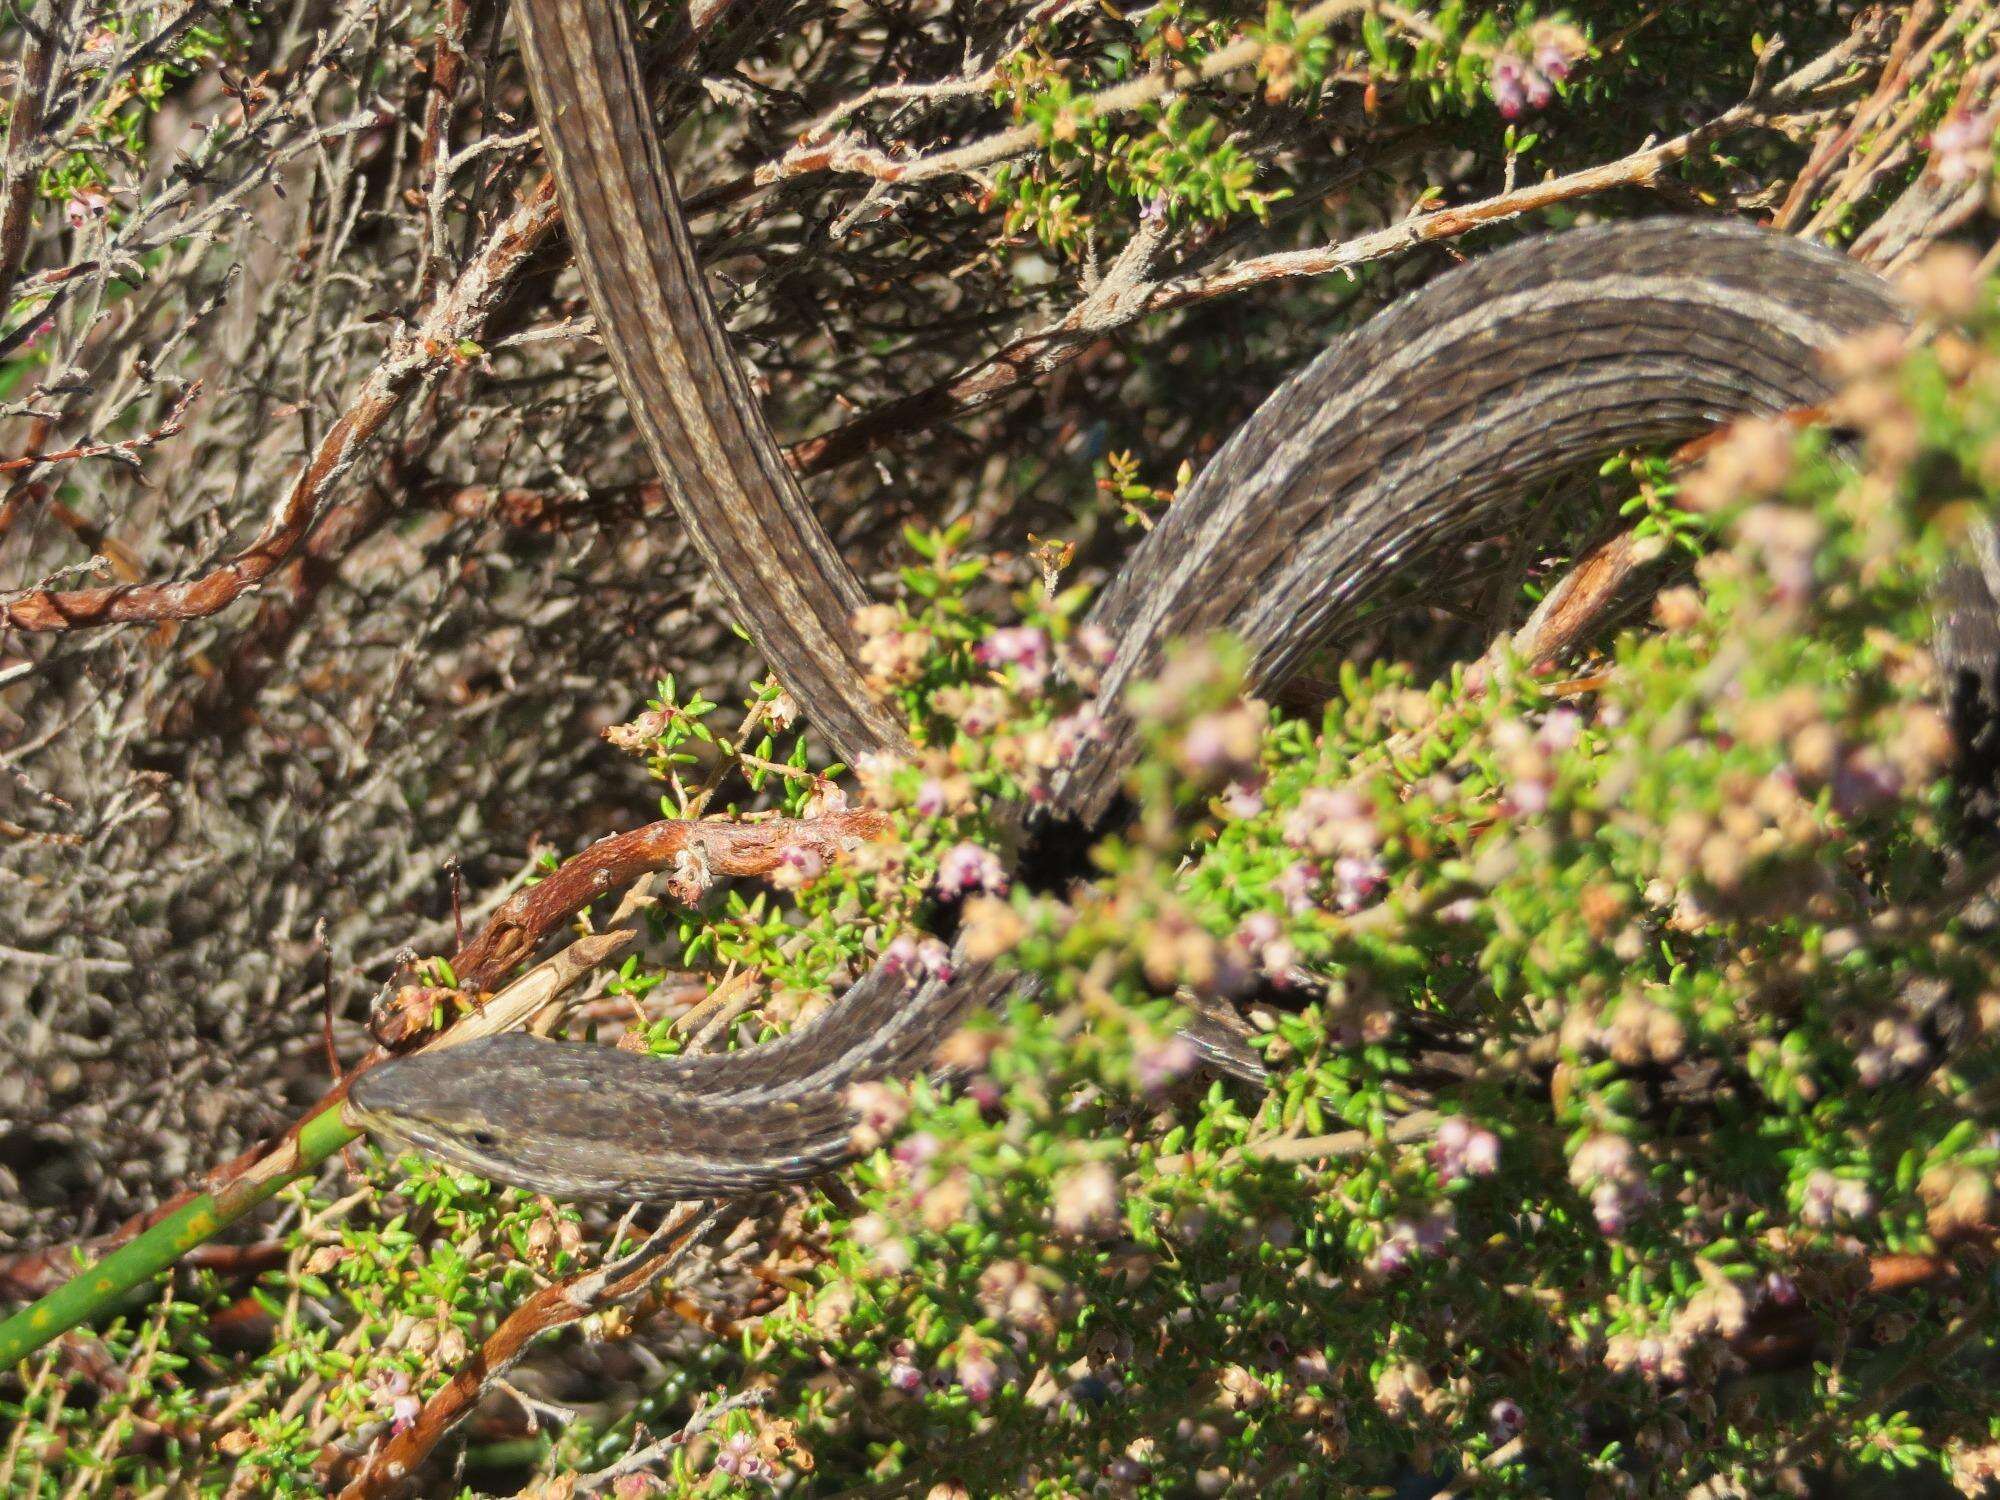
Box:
xmin=336 ymin=1204 xmax=727 ymax=1499
xmin=0 ymin=1 xmax=68 ymax=316
xmin=451 ymin=808 xmax=887 ymax=986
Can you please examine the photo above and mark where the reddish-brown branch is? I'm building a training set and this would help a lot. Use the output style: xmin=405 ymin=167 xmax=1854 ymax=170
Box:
xmin=0 ymin=808 xmax=887 ymax=1286
xmin=1507 ymin=529 xmax=1662 ymax=673
xmin=453 ymin=807 xmax=887 ymax=985
xmin=0 ymin=179 xmax=559 ymax=634
xmin=336 ymin=1207 xmax=720 ymax=1498
xmin=438 ymin=478 xmax=666 ymax=532
xmin=0 ymin=1 xmax=62 ymax=316
xmin=0 ymin=417 xmax=56 ymax=537
xmin=0 ymin=379 xmax=201 ymax=476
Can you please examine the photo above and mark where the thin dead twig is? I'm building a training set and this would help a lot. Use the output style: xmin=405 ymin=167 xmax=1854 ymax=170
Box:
xmin=0 ymin=178 xmax=561 ymax=632
xmin=756 ymin=0 xmax=1365 ymax=192
xmin=790 ymin=30 xmax=1849 ymax=476
xmin=0 ymin=379 xmax=200 ymax=476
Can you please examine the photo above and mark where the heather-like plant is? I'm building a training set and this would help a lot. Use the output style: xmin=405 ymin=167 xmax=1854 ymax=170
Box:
xmin=9 ymin=249 xmax=2000 ymax=1498
xmin=3 ymin=1 xmax=1998 ymax=1497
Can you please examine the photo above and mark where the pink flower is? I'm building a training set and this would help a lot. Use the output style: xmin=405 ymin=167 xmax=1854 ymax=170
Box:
xmin=772 ymin=843 xmax=825 ymax=888
xmin=1930 ymin=108 xmax=1996 ymax=184
xmin=882 ymin=933 xmax=954 ymax=982
xmin=892 ymin=1130 xmax=941 ymax=1169
xmin=1331 ymin=854 xmax=1386 ymax=913
xmin=886 ymin=1340 xmax=926 ymax=1394
xmin=954 ymin=1344 xmax=1001 ymax=1404
xmin=1072 ymin=623 xmax=1115 ymax=666
xmin=1491 ymin=54 xmax=1528 ymax=118
xmin=1284 ymin=786 xmax=1378 ymax=856
xmin=1275 ymin=860 xmax=1318 ymax=914
xmin=1537 ymin=707 xmax=1582 ymax=753
xmin=976 ymin=626 xmax=1050 ymax=690
xmin=936 ymin=841 xmax=1008 ymax=897
xmin=714 ymin=1432 xmax=772 ymax=1480
xmin=1053 ymin=1160 xmax=1122 ymax=1240
xmin=389 ymin=1394 xmax=421 ymax=1434
xmin=1220 ymin=779 xmax=1264 ymax=818
xmin=1370 ymin=1208 xmax=1455 ymax=1273
xmin=1135 ymin=1033 xmax=1200 ymax=1092
xmin=1431 ymin=1116 xmax=1501 ymax=1182
xmin=65 ymin=185 xmax=110 ymax=229
xmin=1231 ymin=911 xmax=1296 ymax=977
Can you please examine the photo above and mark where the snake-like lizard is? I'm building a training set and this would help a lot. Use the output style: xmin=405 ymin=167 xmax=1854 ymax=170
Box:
xmin=346 ymin=0 xmax=1957 ymax=1200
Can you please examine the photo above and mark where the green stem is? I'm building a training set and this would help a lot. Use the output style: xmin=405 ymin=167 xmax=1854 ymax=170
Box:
xmin=0 ymin=1105 xmax=360 ymax=1369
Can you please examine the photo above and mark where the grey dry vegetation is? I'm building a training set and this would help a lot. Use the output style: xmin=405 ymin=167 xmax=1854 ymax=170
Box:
xmin=0 ymin=0 xmax=1998 ymax=1497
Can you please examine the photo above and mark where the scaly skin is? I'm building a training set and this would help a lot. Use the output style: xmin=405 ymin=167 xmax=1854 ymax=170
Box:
xmin=346 ymin=0 xmax=1915 ymax=1202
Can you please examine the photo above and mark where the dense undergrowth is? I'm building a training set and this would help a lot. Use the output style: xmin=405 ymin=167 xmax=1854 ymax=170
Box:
xmin=4 ymin=0 xmax=2000 ymax=1496
xmin=10 ymin=248 xmax=2000 ymax=1498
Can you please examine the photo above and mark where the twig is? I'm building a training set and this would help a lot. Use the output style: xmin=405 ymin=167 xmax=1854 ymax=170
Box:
xmin=1771 ymin=0 xmax=1934 ymax=230
xmin=789 ymin=31 xmax=1851 ymax=476
xmin=1244 ymin=1109 xmax=1441 ymax=1163
xmin=755 ymin=0 xmax=1367 ymax=191
xmin=0 ymin=378 xmax=200 ymax=474
xmin=337 ymin=1203 xmax=732 ymax=1499
xmin=0 ymin=179 xmax=563 ymax=631
xmin=0 ymin=0 xmax=70 ymax=315
xmin=413 ymin=0 xmax=477 ymax=307
xmin=574 ymin=1389 xmax=768 ymax=1492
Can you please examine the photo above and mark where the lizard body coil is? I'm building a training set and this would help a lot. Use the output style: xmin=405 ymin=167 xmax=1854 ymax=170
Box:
xmin=344 ymin=0 xmax=1921 ymax=1201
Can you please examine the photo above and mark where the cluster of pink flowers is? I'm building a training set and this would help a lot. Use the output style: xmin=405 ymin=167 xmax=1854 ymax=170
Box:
xmin=1930 ymin=108 xmax=1997 ymax=184
xmin=1369 ymin=1207 xmax=1455 ymax=1274
xmin=1230 ymin=910 xmax=1297 ymax=979
xmin=770 ymin=842 xmax=826 ymax=890
xmin=935 ymin=840 xmax=1009 ymax=897
xmin=975 ymin=625 xmax=1050 ymax=691
xmin=1283 ymin=785 xmax=1378 ymax=857
xmin=1569 ymin=1132 xmax=1650 ymax=1237
xmin=880 ymin=932 xmax=954 ymax=982
xmin=1274 ymin=859 xmax=1318 ymax=914
xmin=1052 ymin=1159 xmax=1123 ymax=1240
xmin=1176 ymin=704 xmax=1262 ymax=781
xmin=1134 ymin=1031 xmax=1201 ymax=1092
xmin=1429 ymin=1115 xmax=1501 ymax=1183
xmin=713 ymin=1433 xmax=774 ymax=1483
xmin=885 ymin=1338 xmax=925 ymax=1394
xmin=949 ymin=1336 xmax=1004 ymax=1404
xmin=1330 ymin=853 xmax=1387 ymax=913
xmin=1490 ymin=23 xmax=1584 ymax=118
xmin=1800 ymin=1168 xmax=1875 ymax=1227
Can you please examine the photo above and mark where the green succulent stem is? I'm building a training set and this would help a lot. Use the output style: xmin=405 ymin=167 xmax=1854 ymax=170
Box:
xmin=0 ymin=1105 xmax=361 ymax=1370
